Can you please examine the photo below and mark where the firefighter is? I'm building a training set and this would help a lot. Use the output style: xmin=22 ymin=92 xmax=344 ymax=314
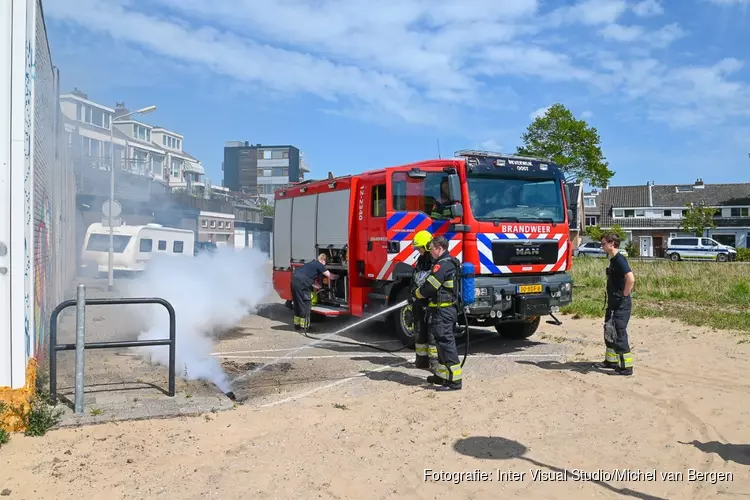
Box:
xmin=410 ymin=230 xmax=438 ymax=373
xmin=413 ymin=235 xmax=462 ymax=391
xmin=600 ymin=232 xmax=635 ymax=376
xmin=429 ymin=178 xmax=453 ymax=219
xmin=291 ymin=253 xmax=337 ymax=330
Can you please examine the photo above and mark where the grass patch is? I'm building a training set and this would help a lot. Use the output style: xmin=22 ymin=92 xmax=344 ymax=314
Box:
xmin=563 ymin=257 xmax=750 ymax=333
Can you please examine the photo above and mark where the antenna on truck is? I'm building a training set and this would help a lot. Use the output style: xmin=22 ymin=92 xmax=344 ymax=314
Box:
xmin=436 ymin=138 xmax=442 ymax=159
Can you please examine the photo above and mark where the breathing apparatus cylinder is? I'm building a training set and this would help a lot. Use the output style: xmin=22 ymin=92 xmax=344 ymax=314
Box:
xmin=461 ymin=262 xmax=476 ymax=306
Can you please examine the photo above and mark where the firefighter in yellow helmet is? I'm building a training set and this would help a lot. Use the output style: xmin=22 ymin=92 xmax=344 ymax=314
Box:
xmin=410 ymin=230 xmax=438 ymax=372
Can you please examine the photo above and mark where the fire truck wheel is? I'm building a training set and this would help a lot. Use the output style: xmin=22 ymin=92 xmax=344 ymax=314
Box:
xmin=494 ymin=316 xmax=540 ymax=339
xmin=386 ymin=288 xmax=417 ymax=349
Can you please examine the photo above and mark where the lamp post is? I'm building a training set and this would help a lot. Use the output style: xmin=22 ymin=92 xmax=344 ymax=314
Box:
xmin=108 ymin=104 xmax=156 ymax=291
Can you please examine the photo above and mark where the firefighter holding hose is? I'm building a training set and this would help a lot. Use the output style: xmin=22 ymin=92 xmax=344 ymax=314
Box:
xmin=291 ymin=253 xmax=337 ymax=331
xmin=411 ymin=230 xmax=438 ymax=373
xmin=413 ymin=235 xmax=462 ymax=391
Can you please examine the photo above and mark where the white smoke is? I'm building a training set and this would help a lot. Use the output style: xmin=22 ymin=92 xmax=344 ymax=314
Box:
xmin=122 ymin=246 xmax=271 ymax=392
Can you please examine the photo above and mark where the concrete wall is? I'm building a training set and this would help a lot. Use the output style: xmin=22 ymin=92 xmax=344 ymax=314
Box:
xmin=1 ymin=0 xmax=77 ymax=391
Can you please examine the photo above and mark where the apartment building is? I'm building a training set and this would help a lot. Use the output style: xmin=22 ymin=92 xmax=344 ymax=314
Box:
xmin=60 ymin=89 xmax=217 ymax=195
xmin=585 ymin=178 xmax=750 ymax=257
xmin=222 ymin=141 xmax=310 ymax=202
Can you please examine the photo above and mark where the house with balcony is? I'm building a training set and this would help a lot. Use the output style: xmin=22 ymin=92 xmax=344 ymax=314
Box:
xmin=61 ymin=90 xmax=218 ymax=198
xmin=588 ymin=179 xmax=750 ymax=257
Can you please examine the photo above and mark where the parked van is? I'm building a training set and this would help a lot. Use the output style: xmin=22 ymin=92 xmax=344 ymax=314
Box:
xmin=81 ymin=222 xmax=195 ymax=275
xmin=665 ymin=236 xmax=737 ymax=262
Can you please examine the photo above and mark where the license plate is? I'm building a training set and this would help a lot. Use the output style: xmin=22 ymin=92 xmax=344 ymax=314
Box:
xmin=518 ymin=284 xmax=542 ymax=294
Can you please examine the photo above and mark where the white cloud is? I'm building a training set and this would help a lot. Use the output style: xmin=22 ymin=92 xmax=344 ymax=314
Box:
xmin=632 ymin=0 xmax=664 ymax=16
xmin=581 ymin=110 xmax=594 ymax=118
xmin=530 ymin=106 xmax=551 ymax=120
xmin=43 ymin=0 xmax=750 ymax=132
xmin=479 ymin=140 xmax=504 ymax=151
xmin=598 ymin=22 xmax=686 ymax=47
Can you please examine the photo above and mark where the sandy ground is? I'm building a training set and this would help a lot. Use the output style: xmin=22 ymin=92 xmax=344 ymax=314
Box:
xmin=2 ymin=299 xmax=750 ymax=499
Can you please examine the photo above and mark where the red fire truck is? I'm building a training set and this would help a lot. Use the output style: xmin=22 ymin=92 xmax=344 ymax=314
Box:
xmin=272 ymin=150 xmax=574 ymax=345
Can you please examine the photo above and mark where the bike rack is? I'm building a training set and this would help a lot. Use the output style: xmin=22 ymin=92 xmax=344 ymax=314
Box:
xmin=49 ymin=292 xmax=176 ymax=407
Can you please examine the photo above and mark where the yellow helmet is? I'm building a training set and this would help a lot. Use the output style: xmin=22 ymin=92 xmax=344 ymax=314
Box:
xmin=413 ymin=230 xmax=433 ymax=249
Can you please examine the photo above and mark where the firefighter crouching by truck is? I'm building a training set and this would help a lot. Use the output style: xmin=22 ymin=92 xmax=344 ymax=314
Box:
xmin=413 ymin=235 xmax=463 ymax=391
xmin=410 ymin=230 xmax=439 ymax=373
xmin=291 ymin=253 xmax=338 ymax=331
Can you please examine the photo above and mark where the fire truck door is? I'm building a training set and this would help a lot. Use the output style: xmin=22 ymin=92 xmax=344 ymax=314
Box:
xmin=357 ymin=173 xmax=387 ymax=279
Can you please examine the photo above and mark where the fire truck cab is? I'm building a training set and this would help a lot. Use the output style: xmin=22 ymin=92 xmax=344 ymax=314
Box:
xmin=272 ymin=150 xmax=574 ymax=345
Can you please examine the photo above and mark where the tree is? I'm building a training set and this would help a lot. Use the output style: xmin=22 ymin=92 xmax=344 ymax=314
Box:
xmin=585 ymin=224 xmax=626 ymax=242
xmin=261 ymin=204 xmax=274 ymax=217
xmin=516 ymin=103 xmax=614 ymax=188
xmin=680 ymin=203 xmax=717 ymax=237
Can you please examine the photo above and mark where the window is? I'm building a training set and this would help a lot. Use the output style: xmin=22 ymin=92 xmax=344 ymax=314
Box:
xmin=173 ymin=241 xmax=184 ymax=253
xmin=162 ymin=136 xmax=166 ymax=145
xmin=133 ymin=124 xmax=150 ymax=142
xmin=585 ymin=216 xmax=597 ymax=226
xmin=171 ymin=157 xmax=183 ymax=178
xmin=701 ymin=238 xmax=717 ymax=246
xmin=671 ymin=238 xmax=699 ymax=246
xmin=624 ymin=210 xmax=635 ymax=217
xmin=371 ymin=185 xmax=386 ymax=217
xmin=635 ymin=209 xmax=645 ymax=217
xmin=227 ymin=222 xmax=232 ymax=230
xmin=139 ymin=238 xmax=153 ymax=252
xmin=664 ymin=209 xmax=672 ymax=217
xmin=158 ymin=240 xmax=167 ymax=250
xmin=202 ymin=220 xmax=208 ymax=227
xmin=210 ymin=220 xmax=216 ymax=228
xmin=283 ymin=150 xmax=289 ymax=159
xmin=272 ymin=150 xmax=284 ymax=159
xmin=467 ymin=175 xmax=566 ymax=222
xmin=218 ymin=221 xmax=224 ymax=228
xmin=391 ymin=171 xmax=450 ymax=216
xmin=263 ymin=150 xmax=272 ymax=160
xmin=730 ymin=208 xmax=749 ymax=217
xmin=584 ymin=197 xmax=596 ymax=207
xmin=151 ymin=154 xmax=164 ymax=177
xmin=86 ymin=234 xmax=131 ymax=253
xmin=272 ymin=167 xmax=284 ymax=177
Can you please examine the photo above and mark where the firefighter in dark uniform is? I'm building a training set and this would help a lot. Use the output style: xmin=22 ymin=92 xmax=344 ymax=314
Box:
xmin=291 ymin=253 xmax=337 ymax=330
xmin=410 ymin=230 xmax=438 ymax=373
xmin=429 ymin=178 xmax=453 ymax=219
xmin=600 ymin=232 xmax=635 ymax=376
xmin=413 ymin=235 xmax=462 ymax=391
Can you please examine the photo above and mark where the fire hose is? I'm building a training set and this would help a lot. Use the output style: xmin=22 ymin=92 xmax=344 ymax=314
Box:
xmin=299 ymin=264 xmax=471 ymax=367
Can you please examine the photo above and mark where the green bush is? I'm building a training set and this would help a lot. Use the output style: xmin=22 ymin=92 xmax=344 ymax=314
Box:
xmin=737 ymin=248 xmax=750 ymax=262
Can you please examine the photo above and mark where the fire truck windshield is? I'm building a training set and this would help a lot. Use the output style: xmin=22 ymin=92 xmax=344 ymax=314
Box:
xmin=467 ymin=175 xmax=565 ymax=223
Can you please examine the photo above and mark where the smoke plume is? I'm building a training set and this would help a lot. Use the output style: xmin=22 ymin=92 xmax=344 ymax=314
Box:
xmin=123 ymin=246 xmax=271 ymax=392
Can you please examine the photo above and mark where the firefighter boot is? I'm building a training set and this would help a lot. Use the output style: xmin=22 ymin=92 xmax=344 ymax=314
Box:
xmin=436 ymin=380 xmax=462 ymax=391
xmin=414 ymin=355 xmax=430 ymax=370
xmin=597 ymin=347 xmax=618 ymax=369
xmin=426 ymin=375 xmax=444 ymax=385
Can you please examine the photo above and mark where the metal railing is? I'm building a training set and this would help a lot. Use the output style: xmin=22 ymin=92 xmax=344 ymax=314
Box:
xmin=49 ymin=284 xmax=176 ymax=413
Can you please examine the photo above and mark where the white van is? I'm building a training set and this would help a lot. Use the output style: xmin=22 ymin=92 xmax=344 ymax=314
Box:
xmin=81 ymin=223 xmax=195 ymax=275
xmin=665 ymin=236 xmax=737 ymax=262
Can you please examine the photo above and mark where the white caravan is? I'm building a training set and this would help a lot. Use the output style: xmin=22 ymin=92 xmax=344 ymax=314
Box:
xmin=81 ymin=223 xmax=195 ymax=275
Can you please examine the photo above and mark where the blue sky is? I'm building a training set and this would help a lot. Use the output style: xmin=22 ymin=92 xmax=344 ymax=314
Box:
xmin=44 ymin=0 xmax=750 ymax=189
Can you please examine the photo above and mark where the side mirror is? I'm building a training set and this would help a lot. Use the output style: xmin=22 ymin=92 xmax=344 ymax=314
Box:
xmin=407 ymin=168 xmax=426 ymax=179
xmin=450 ymin=204 xmax=463 ymax=218
xmin=447 ymin=173 xmax=462 ymax=203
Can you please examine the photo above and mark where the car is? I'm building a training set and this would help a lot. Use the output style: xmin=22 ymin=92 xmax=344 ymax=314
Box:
xmin=574 ymin=241 xmax=628 ymax=258
xmin=665 ymin=237 xmax=736 ymax=262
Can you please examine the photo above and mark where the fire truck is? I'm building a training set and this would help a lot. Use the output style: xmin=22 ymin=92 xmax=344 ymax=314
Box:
xmin=272 ymin=150 xmax=574 ymax=345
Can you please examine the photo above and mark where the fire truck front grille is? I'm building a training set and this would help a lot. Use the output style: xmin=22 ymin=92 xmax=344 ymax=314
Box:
xmin=491 ymin=239 xmax=559 ymax=266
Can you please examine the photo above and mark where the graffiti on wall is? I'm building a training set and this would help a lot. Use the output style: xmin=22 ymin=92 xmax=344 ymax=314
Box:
xmin=23 ymin=36 xmax=34 ymax=360
xmin=34 ymin=199 xmax=51 ymax=356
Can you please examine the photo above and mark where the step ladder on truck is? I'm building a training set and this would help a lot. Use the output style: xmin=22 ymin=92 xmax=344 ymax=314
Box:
xmin=271 ymin=150 xmax=575 ymax=346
